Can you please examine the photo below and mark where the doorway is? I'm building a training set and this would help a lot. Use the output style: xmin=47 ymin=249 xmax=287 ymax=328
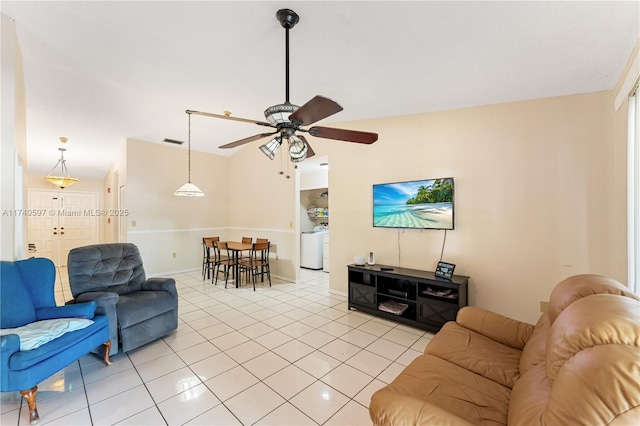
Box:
xmin=297 ymin=156 xmax=329 ymax=276
xmin=27 ymin=189 xmax=99 ymax=266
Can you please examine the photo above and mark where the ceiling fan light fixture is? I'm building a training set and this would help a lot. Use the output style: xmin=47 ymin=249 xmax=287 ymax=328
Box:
xmin=45 ymin=145 xmax=78 ymax=189
xmin=288 ymin=135 xmax=307 ymax=162
xmin=259 ymin=136 xmax=282 ymax=160
xmin=264 ymin=103 xmax=299 ymax=125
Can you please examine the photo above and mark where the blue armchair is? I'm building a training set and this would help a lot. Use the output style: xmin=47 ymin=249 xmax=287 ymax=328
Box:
xmin=67 ymin=243 xmax=178 ymax=355
xmin=1 ymin=257 xmax=111 ymax=424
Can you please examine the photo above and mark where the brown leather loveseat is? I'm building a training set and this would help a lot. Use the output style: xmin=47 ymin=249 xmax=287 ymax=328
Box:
xmin=369 ymin=274 xmax=640 ymax=425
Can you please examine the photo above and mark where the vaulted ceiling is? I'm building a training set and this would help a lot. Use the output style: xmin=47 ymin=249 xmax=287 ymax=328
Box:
xmin=2 ymin=1 xmax=638 ymax=179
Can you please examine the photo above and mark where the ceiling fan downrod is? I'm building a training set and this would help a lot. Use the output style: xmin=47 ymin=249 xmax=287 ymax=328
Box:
xmin=276 ymin=9 xmax=299 ymax=104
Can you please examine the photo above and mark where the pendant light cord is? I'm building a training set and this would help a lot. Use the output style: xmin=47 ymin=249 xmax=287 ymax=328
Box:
xmin=187 ymin=112 xmax=192 ymax=183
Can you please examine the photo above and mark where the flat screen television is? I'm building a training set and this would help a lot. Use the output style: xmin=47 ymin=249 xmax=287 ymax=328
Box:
xmin=373 ymin=178 xmax=454 ymax=230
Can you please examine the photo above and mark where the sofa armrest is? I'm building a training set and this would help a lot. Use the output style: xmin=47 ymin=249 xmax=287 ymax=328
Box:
xmin=36 ymin=302 xmax=97 ymax=320
xmin=0 ymin=334 xmax=21 ymax=388
xmin=142 ymin=277 xmax=177 ymax=298
xmin=75 ymin=292 xmax=119 ymax=311
xmin=456 ymin=306 xmax=534 ymax=350
xmin=370 ymin=389 xmax=475 ymax=426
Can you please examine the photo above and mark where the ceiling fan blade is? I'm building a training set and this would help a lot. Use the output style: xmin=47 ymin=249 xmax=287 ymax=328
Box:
xmin=289 ymin=95 xmax=343 ymax=126
xmin=219 ymin=132 xmax=278 ymax=149
xmin=187 ymin=110 xmax=273 ymax=128
xmin=298 ymin=135 xmax=315 ymax=158
xmin=308 ymin=126 xmax=378 ymax=144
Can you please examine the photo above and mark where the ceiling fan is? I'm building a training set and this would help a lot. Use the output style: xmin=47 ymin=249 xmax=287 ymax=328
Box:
xmin=186 ymin=8 xmax=378 ymax=163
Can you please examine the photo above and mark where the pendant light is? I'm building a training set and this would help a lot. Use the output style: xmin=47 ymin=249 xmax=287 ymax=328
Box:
xmin=45 ymin=137 xmax=78 ymax=189
xmin=174 ymin=111 xmax=204 ymax=197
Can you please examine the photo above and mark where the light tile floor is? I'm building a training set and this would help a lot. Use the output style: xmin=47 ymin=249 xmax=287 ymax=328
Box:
xmin=1 ymin=268 xmax=433 ymax=425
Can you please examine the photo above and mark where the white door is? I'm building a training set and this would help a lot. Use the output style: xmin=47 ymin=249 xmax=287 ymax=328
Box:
xmin=27 ymin=190 xmax=57 ymax=261
xmin=28 ymin=190 xmax=99 ymax=266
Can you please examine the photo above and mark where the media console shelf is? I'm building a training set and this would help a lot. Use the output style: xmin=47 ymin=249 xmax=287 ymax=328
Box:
xmin=348 ymin=264 xmax=469 ymax=332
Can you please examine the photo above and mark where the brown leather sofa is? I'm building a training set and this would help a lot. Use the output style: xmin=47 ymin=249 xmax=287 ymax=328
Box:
xmin=369 ymin=274 xmax=640 ymax=425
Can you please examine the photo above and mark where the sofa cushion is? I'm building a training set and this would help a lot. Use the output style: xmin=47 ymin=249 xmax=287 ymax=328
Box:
xmin=425 ymin=322 xmax=522 ymax=389
xmin=8 ymin=315 xmax=109 ymax=371
xmin=0 ymin=262 xmax=36 ymax=328
xmin=518 ymin=313 xmax=549 ymax=374
xmin=546 ymin=294 xmax=640 ymax=384
xmin=543 ymin=294 xmax=640 ymax=424
xmin=68 ymin=243 xmax=146 ymax=296
xmin=455 ymin=306 xmax=533 ymax=350
xmin=508 ymin=362 xmax=550 ymax=425
xmin=116 ymin=291 xmax=176 ymax=329
xmin=547 ymin=274 xmax=639 ymax=325
xmin=0 ymin=318 xmax=93 ymax=351
xmin=371 ymin=354 xmax=511 ymax=426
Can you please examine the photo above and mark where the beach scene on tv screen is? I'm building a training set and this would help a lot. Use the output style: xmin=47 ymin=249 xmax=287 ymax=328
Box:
xmin=373 ymin=178 xmax=453 ymax=229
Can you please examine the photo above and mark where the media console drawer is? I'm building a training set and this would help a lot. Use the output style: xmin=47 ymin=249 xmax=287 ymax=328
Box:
xmin=347 ymin=264 xmax=469 ymax=332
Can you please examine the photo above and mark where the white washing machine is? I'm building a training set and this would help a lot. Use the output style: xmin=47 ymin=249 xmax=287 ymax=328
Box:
xmin=300 ymin=230 xmax=328 ymax=270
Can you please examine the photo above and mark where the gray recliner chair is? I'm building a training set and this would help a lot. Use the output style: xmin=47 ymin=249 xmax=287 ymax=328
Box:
xmin=67 ymin=243 xmax=178 ymax=355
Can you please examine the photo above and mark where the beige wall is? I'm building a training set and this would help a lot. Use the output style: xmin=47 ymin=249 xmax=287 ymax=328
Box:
xmin=328 ymin=91 xmax=622 ymax=323
xmin=125 ymin=138 xmax=230 ymax=275
xmin=103 ymin=143 xmax=126 ymax=243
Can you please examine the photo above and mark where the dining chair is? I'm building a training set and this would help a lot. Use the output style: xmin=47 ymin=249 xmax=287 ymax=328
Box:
xmin=202 ymin=237 xmax=219 ymax=280
xmin=239 ymin=237 xmax=253 ymax=264
xmin=255 ymin=239 xmax=269 ymax=276
xmin=215 ymin=241 xmax=238 ymax=287
xmin=240 ymin=241 xmax=271 ymax=291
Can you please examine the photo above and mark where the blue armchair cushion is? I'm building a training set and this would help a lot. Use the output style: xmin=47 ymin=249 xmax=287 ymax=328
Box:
xmin=0 ymin=262 xmax=37 ymax=328
xmin=0 ymin=318 xmax=94 ymax=350
xmin=68 ymin=243 xmax=146 ymax=295
xmin=5 ymin=315 xmax=109 ymax=371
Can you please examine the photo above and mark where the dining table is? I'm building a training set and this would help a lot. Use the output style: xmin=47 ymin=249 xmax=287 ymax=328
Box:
xmin=222 ymin=241 xmax=253 ymax=288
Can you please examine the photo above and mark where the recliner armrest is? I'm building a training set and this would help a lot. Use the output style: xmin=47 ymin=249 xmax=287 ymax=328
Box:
xmin=36 ymin=302 xmax=97 ymax=320
xmin=142 ymin=277 xmax=177 ymax=298
xmin=74 ymin=291 xmax=119 ymax=354
xmin=456 ymin=306 xmax=534 ymax=350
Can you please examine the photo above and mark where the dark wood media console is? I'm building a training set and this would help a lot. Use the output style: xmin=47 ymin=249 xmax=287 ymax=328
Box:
xmin=347 ymin=264 xmax=469 ymax=332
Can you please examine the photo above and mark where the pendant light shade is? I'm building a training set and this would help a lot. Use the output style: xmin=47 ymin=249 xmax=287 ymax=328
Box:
xmin=175 ymin=112 xmax=204 ymax=197
xmin=45 ymin=139 xmax=78 ymax=189
xmin=288 ymin=134 xmax=307 ymax=162
xmin=259 ymin=136 xmax=282 ymax=160
xmin=174 ymin=182 xmax=204 ymax=197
